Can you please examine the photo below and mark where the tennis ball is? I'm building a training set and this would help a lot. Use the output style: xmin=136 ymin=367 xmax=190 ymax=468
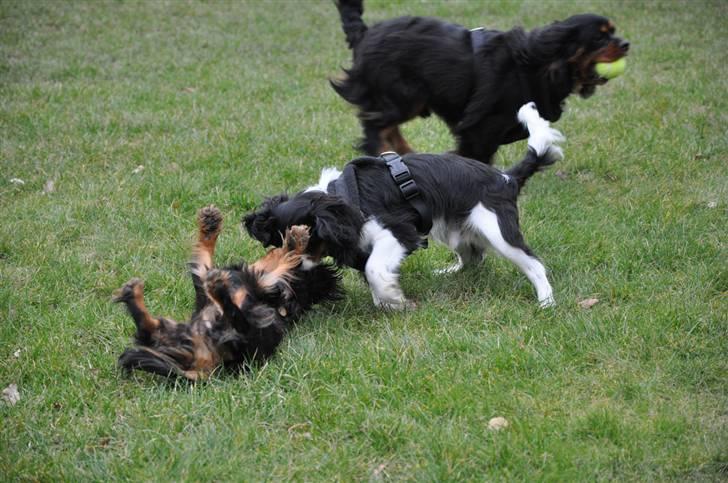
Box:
xmin=595 ymin=58 xmax=626 ymax=79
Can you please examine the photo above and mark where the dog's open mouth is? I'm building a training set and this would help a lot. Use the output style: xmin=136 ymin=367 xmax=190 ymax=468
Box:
xmin=590 ymin=43 xmax=629 ymax=82
xmin=576 ymin=42 xmax=629 ymax=97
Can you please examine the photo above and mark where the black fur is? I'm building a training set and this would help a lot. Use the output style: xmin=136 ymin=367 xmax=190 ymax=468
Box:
xmin=247 ymin=152 xmax=544 ymax=261
xmin=245 ymin=103 xmax=563 ymax=307
xmin=332 ymin=0 xmax=629 ymax=163
xmin=114 ymin=208 xmax=342 ymax=382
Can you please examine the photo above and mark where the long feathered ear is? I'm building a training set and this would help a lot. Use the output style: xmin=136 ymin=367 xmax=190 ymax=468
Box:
xmin=527 ymin=22 xmax=581 ymax=61
xmin=244 ymin=194 xmax=289 ymax=247
xmin=310 ymin=194 xmax=365 ymax=265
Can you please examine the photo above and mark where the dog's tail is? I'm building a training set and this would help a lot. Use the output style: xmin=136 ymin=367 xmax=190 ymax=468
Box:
xmin=118 ymin=347 xmax=187 ymax=379
xmin=506 ymin=102 xmax=564 ymax=192
xmin=118 ymin=346 xmax=205 ymax=381
xmin=335 ymin=0 xmax=367 ymax=50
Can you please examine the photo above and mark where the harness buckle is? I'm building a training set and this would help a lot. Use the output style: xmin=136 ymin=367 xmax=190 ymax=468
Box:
xmin=399 ymin=179 xmax=418 ymax=200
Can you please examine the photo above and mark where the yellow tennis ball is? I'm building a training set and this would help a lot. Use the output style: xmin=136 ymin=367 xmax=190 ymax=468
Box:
xmin=595 ymin=58 xmax=627 ymax=80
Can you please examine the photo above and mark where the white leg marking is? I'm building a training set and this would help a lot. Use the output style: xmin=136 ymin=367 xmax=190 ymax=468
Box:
xmin=467 ymin=204 xmax=554 ymax=307
xmin=360 ymin=220 xmax=411 ymax=310
xmin=304 ymin=167 xmax=342 ymax=193
xmin=517 ymin=102 xmax=565 ymax=160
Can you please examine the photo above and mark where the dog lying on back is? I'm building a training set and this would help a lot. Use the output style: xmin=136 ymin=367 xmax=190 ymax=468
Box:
xmin=332 ymin=0 xmax=628 ymax=162
xmin=113 ymin=207 xmax=341 ymax=381
xmin=245 ymin=103 xmax=563 ymax=309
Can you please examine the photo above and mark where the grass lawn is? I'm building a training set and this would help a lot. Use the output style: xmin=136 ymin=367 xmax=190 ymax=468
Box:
xmin=1 ymin=0 xmax=726 ymax=480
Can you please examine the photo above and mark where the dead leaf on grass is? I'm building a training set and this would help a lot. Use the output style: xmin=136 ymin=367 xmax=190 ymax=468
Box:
xmin=578 ymin=297 xmax=599 ymax=309
xmin=2 ymin=383 xmax=20 ymax=406
xmin=555 ymin=170 xmax=568 ymax=180
xmin=288 ymin=421 xmax=313 ymax=440
xmin=9 ymin=178 xmax=25 ymax=185
xmin=488 ymin=416 xmax=509 ymax=431
xmin=43 ymin=180 xmax=55 ymax=194
xmin=132 ymin=165 xmax=144 ymax=174
xmin=371 ymin=463 xmax=387 ymax=480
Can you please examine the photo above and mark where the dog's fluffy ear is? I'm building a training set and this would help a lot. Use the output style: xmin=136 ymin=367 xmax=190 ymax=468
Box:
xmin=310 ymin=195 xmax=364 ymax=265
xmin=528 ymin=22 xmax=581 ymax=61
xmin=244 ymin=195 xmax=289 ymax=247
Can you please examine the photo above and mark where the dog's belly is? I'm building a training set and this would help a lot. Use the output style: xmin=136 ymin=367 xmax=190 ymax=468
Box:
xmin=430 ymin=217 xmax=482 ymax=250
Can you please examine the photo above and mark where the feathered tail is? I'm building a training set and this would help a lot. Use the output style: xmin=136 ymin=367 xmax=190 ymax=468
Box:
xmin=506 ymin=102 xmax=565 ymax=192
xmin=335 ymin=0 xmax=367 ymax=50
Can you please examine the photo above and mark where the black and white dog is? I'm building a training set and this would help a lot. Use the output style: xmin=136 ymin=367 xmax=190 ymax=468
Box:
xmin=245 ymin=103 xmax=563 ymax=308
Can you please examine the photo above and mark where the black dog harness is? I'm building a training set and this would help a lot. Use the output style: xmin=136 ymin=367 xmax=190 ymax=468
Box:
xmin=326 ymin=152 xmax=432 ymax=236
xmin=327 ymin=163 xmax=361 ymax=211
xmin=380 ymin=151 xmax=432 ymax=235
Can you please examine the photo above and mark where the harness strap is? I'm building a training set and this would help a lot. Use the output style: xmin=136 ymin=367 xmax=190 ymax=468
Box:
xmin=327 ymin=164 xmax=360 ymax=211
xmin=380 ymin=151 xmax=433 ymax=235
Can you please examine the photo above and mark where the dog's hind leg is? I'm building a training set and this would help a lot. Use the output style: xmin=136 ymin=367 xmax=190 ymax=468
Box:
xmin=189 ymin=206 xmax=223 ymax=315
xmin=382 ymin=125 xmax=414 ymax=154
xmin=467 ymin=204 xmax=554 ymax=307
xmin=437 ymin=243 xmax=485 ymax=274
xmin=360 ymin=121 xmax=386 ymax=155
xmin=431 ymin=222 xmax=484 ymax=274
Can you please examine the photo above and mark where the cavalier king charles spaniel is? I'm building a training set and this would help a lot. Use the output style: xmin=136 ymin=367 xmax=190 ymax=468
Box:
xmin=332 ymin=0 xmax=628 ymax=163
xmin=114 ymin=207 xmax=341 ymax=381
xmin=245 ymin=103 xmax=563 ymax=309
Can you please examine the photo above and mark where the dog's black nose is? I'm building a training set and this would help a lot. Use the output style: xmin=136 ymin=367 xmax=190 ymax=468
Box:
xmin=620 ymin=40 xmax=630 ymax=52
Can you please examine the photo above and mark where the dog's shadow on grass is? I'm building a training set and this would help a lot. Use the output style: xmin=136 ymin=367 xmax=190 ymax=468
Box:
xmin=298 ymin=244 xmax=547 ymax=328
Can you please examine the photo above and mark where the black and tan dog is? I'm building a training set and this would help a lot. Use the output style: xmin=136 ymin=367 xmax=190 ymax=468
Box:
xmin=113 ymin=206 xmax=341 ymax=381
xmin=332 ymin=0 xmax=629 ymax=162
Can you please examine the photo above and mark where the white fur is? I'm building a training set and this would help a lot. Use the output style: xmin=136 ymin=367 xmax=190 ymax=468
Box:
xmin=300 ymin=255 xmax=317 ymax=271
xmin=466 ymin=203 xmax=554 ymax=307
xmin=517 ymin=102 xmax=565 ymax=160
xmin=431 ymin=218 xmax=484 ymax=274
xmin=305 ymin=167 xmax=342 ymax=193
xmin=359 ymin=219 xmax=411 ymax=310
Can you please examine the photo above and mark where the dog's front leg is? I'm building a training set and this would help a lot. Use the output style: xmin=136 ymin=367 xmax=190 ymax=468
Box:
xmin=113 ymin=278 xmax=164 ymax=341
xmin=363 ymin=229 xmax=414 ymax=311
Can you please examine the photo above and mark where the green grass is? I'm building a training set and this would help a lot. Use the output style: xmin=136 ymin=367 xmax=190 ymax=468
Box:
xmin=1 ymin=0 xmax=726 ymax=480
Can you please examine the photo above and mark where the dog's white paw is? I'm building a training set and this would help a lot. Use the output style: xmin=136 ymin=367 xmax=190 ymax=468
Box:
xmin=539 ymin=296 xmax=556 ymax=309
xmin=376 ymin=298 xmax=417 ymax=311
xmin=434 ymin=262 xmax=463 ymax=275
